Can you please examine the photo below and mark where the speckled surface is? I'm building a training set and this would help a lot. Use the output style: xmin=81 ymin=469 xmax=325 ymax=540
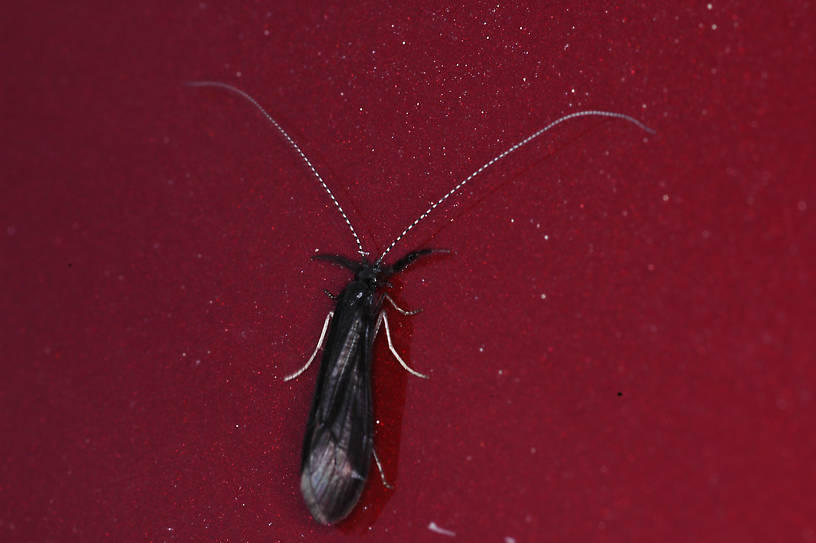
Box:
xmin=2 ymin=2 xmax=814 ymax=541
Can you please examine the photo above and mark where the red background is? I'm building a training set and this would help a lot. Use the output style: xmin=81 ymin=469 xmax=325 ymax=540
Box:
xmin=2 ymin=2 xmax=814 ymax=541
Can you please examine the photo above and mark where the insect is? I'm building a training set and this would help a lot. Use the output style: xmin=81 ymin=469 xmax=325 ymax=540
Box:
xmin=187 ymin=80 xmax=653 ymax=524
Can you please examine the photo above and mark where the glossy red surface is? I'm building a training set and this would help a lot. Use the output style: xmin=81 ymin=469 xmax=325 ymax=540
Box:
xmin=3 ymin=2 xmax=814 ymax=541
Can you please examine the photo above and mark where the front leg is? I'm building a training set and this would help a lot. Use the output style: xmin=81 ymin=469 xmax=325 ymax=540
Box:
xmin=312 ymin=253 xmax=360 ymax=272
xmin=389 ymin=248 xmax=450 ymax=273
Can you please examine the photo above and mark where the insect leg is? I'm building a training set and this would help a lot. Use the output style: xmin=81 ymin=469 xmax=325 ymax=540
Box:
xmin=388 ymin=248 xmax=450 ymax=272
xmin=378 ymin=311 xmax=429 ymax=379
xmin=383 ymin=293 xmax=422 ymax=316
xmin=284 ymin=311 xmax=334 ymax=381
xmin=312 ymin=253 xmax=360 ymax=271
xmin=323 ymin=289 xmax=337 ymax=300
xmin=371 ymin=447 xmax=394 ymax=489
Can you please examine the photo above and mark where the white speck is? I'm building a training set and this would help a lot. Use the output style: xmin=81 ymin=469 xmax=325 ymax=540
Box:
xmin=263 ymin=29 xmax=269 ymax=36
xmin=540 ymin=293 xmax=547 ymax=300
xmin=505 ymin=537 xmax=517 ymax=543
xmin=235 ymin=424 xmax=239 ymax=428
xmin=564 ymin=43 xmax=569 ymax=50
xmin=402 ymin=40 xmax=406 ymax=45
xmin=479 ymin=346 xmax=485 ymax=352
xmin=711 ymin=23 xmax=717 ymax=30
xmin=498 ymin=369 xmax=504 ymax=375
xmin=428 ymin=521 xmax=456 ymax=537
xmin=235 ymin=71 xmax=242 ymax=78
xmin=181 ymin=352 xmax=187 ymax=357
xmin=707 ymin=3 xmax=713 ymax=9
xmin=662 ymin=194 xmax=670 ymax=202
xmin=544 ymin=234 xmax=549 ymax=240
xmin=510 ymin=218 xmax=514 ymax=223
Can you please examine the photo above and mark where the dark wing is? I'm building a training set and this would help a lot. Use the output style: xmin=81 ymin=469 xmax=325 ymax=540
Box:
xmin=299 ymin=308 xmax=374 ymax=525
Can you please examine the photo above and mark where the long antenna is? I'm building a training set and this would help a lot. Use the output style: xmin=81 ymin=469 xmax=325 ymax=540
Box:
xmin=186 ymin=81 xmax=367 ymax=258
xmin=375 ymin=111 xmax=655 ymax=264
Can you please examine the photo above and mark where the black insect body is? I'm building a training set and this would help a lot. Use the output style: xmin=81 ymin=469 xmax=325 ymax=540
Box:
xmin=187 ymin=80 xmax=653 ymax=525
xmin=297 ymin=251 xmax=436 ymax=524
xmin=299 ymin=268 xmax=377 ymax=525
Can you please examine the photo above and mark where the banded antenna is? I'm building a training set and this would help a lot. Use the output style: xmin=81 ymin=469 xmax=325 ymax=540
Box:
xmin=375 ymin=111 xmax=655 ymax=263
xmin=187 ymin=81 xmax=655 ymax=264
xmin=186 ymin=81 xmax=367 ymax=258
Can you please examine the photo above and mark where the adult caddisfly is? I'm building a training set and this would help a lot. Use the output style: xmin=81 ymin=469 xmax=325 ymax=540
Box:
xmin=187 ymin=80 xmax=653 ymax=524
